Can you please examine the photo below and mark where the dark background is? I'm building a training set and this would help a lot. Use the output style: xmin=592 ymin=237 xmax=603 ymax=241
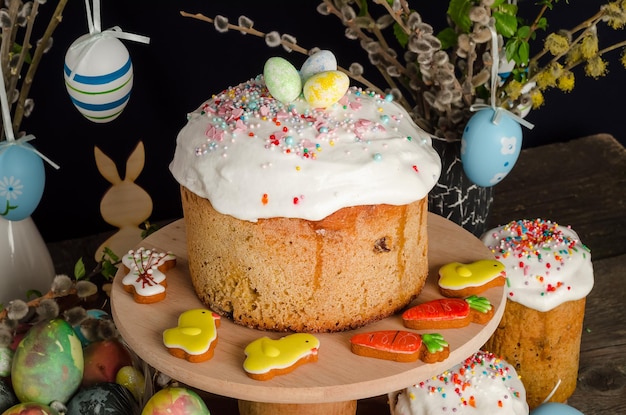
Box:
xmin=18 ymin=1 xmax=625 ymax=243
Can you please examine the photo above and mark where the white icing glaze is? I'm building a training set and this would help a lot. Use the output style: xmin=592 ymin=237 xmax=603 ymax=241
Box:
xmin=122 ymin=268 xmax=166 ymax=296
xmin=122 ymin=247 xmax=175 ymax=271
xmin=481 ymin=219 xmax=594 ymax=312
xmin=169 ymin=76 xmax=441 ymax=222
xmin=389 ymin=351 xmax=528 ymax=415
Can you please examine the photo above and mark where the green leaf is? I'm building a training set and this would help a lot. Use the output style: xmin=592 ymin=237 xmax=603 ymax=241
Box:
xmin=26 ymin=289 xmax=42 ymax=300
xmin=516 ymin=40 xmax=530 ymax=64
xmin=495 ymin=2 xmax=518 ymax=15
xmin=74 ymin=257 xmax=86 ymax=280
xmin=394 ymin=21 xmax=409 ymax=49
xmin=535 ymin=17 xmax=548 ymax=31
xmin=517 ymin=25 xmax=531 ymax=39
xmin=437 ymin=27 xmax=459 ymax=50
xmin=493 ymin=11 xmax=518 ymax=38
xmin=103 ymin=246 xmax=119 ymax=262
xmin=101 ymin=260 xmax=118 ymax=281
xmin=447 ymin=0 xmax=474 ymax=33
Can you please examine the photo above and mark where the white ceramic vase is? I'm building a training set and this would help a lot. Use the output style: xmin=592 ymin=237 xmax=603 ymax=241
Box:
xmin=0 ymin=215 xmax=55 ymax=304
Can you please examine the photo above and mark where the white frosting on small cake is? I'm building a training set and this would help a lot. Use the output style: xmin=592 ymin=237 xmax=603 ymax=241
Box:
xmin=481 ymin=219 xmax=593 ymax=312
xmin=389 ymin=351 xmax=528 ymax=415
xmin=169 ymin=76 xmax=441 ymax=222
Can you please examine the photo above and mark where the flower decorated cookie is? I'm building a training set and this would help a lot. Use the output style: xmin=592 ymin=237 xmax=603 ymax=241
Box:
xmin=121 ymin=247 xmax=176 ymax=304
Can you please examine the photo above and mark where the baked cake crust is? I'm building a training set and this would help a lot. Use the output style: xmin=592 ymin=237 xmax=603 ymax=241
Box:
xmin=181 ymin=186 xmax=429 ymax=332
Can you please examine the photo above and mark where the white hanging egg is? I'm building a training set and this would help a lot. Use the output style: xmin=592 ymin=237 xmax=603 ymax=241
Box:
xmin=461 ymin=108 xmax=522 ymax=187
xmin=64 ymin=34 xmax=133 ymax=123
xmin=0 ymin=143 xmax=45 ymax=221
xmin=300 ymin=50 xmax=337 ymax=82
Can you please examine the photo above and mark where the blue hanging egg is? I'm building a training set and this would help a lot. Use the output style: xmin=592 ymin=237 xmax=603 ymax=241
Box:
xmin=461 ymin=108 xmax=522 ymax=187
xmin=64 ymin=34 xmax=133 ymax=123
xmin=530 ymin=402 xmax=584 ymax=415
xmin=0 ymin=142 xmax=45 ymax=221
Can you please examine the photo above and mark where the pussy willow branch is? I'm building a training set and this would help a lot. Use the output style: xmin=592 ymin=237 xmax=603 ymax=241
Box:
xmin=0 ymin=287 xmax=77 ymax=323
xmin=12 ymin=0 xmax=68 ymax=134
xmin=7 ymin=0 xmax=40 ymax=109
xmin=179 ymin=10 xmax=385 ymax=96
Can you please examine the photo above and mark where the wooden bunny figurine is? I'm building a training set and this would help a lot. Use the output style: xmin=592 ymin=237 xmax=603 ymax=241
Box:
xmin=94 ymin=141 xmax=153 ymax=261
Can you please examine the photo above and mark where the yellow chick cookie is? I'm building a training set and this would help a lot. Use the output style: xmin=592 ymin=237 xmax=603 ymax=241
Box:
xmin=243 ymin=333 xmax=320 ymax=381
xmin=163 ymin=309 xmax=221 ymax=363
xmin=438 ymin=259 xmax=506 ymax=298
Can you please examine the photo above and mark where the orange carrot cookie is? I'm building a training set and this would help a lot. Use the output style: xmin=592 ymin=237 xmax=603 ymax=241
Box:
xmin=438 ymin=259 xmax=506 ymax=298
xmin=163 ymin=309 xmax=221 ymax=363
xmin=243 ymin=333 xmax=320 ymax=381
xmin=121 ymin=247 xmax=176 ymax=304
xmin=402 ymin=296 xmax=494 ymax=330
xmin=350 ymin=330 xmax=449 ymax=363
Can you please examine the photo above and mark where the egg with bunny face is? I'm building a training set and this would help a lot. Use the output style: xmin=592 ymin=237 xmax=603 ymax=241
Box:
xmin=461 ymin=108 xmax=522 ymax=187
xmin=0 ymin=142 xmax=45 ymax=221
xmin=64 ymin=34 xmax=133 ymax=123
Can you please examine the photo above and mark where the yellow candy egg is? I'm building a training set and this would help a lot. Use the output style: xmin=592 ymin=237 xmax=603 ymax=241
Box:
xmin=303 ymin=70 xmax=349 ymax=108
xmin=116 ymin=365 xmax=146 ymax=402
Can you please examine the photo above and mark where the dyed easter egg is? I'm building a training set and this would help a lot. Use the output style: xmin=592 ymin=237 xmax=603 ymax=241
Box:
xmin=263 ymin=57 xmax=302 ymax=104
xmin=0 ymin=142 xmax=45 ymax=221
xmin=11 ymin=319 xmax=83 ymax=405
xmin=66 ymin=383 xmax=139 ymax=415
xmin=82 ymin=339 xmax=133 ymax=387
xmin=1 ymin=403 xmax=59 ymax=415
xmin=64 ymin=34 xmax=133 ymax=123
xmin=461 ymin=108 xmax=522 ymax=187
xmin=0 ymin=347 xmax=12 ymax=377
xmin=300 ymin=50 xmax=337 ymax=82
xmin=0 ymin=378 xmax=18 ymax=413
xmin=303 ymin=70 xmax=349 ymax=108
xmin=530 ymin=402 xmax=584 ymax=415
xmin=141 ymin=387 xmax=210 ymax=415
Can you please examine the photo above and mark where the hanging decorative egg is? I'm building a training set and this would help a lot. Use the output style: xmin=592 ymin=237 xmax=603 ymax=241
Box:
xmin=0 ymin=142 xmax=45 ymax=221
xmin=530 ymin=402 xmax=584 ymax=415
xmin=64 ymin=34 xmax=133 ymax=123
xmin=461 ymin=108 xmax=522 ymax=187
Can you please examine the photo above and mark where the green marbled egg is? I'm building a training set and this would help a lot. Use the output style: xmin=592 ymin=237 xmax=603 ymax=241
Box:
xmin=11 ymin=318 xmax=84 ymax=405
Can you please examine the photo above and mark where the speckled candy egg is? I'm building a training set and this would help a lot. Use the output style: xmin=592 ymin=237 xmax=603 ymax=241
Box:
xmin=11 ymin=319 xmax=83 ymax=405
xmin=303 ymin=70 xmax=349 ymax=108
xmin=300 ymin=50 xmax=337 ymax=82
xmin=1 ymin=403 xmax=59 ymax=415
xmin=64 ymin=34 xmax=133 ymax=123
xmin=531 ymin=402 xmax=584 ymax=415
xmin=461 ymin=108 xmax=522 ymax=187
xmin=66 ymin=383 xmax=139 ymax=415
xmin=263 ymin=57 xmax=302 ymax=104
xmin=0 ymin=142 xmax=45 ymax=221
xmin=141 ymin=387 xmax=210 ymax=415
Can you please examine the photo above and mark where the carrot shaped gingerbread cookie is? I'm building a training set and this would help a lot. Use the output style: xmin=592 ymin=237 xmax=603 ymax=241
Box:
xmin=163 ymin=309 xmax=221 ymax=363
xmin=350 ymin=330 xmax=449 ymax=363
xmin=402 ymin=296 xmax=494 ymax=330
xmin=243 ymin=333 xmax=320 ymax=381
xmin=438 ymin=259 xmax=506 ymax=297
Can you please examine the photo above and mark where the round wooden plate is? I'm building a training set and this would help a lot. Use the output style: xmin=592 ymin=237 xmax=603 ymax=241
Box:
xmin=111 ymin=213 xmax=505 ymax=404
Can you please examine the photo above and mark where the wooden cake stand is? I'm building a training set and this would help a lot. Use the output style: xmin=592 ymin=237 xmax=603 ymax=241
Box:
xmin=111 ymin=213 xmax=505 ymax=415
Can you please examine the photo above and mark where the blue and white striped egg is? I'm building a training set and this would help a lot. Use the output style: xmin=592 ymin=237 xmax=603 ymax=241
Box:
xmin=0 ymin=142 xmax=46 ymax=221
xmin=64 ymin=34 xmax=133 ymax=123
xmin=300 ymin=50 xmax=337 ymax=83
xmin=461 ymin=108 xmax=522 ymax=187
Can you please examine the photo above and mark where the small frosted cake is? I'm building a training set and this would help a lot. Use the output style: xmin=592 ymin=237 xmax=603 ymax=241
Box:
xmin=481 ymin=219 xmax=594 ymax=408
xmin=389 ymin=350 xmax=529 ymax=414
xmin=169 ymin=56 xmax=441 ymax=332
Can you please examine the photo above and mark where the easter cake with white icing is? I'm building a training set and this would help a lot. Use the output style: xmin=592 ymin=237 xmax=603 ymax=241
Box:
xmin=169 ymin=52 xmax=441 ymax=332
xmin=481 ymin=218 xmax=593 ymax=408
xmin=389 ymin=350 xmax=529 ymax=415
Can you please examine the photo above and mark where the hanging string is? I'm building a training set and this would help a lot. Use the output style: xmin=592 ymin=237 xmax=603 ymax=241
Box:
xmin=0 ymin=47 xmax=60 ymax=169
xmin=469 ymin=26 xmax=534 ymax=130
xmin=67 ymin=0 xmax=150 ymax=81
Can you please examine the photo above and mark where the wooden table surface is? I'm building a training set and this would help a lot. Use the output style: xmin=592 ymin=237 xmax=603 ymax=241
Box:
xmin=47 ymin=134 xmax=626 ymax=415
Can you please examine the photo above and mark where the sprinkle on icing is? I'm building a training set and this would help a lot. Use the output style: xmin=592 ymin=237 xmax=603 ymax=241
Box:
xmin=481 ymin=219 xmax=594 ymax=311
xmin=390 ymin=351 xmax=529 ymax=414
xmin=170 ymin=76 xmax=441 ymax=222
